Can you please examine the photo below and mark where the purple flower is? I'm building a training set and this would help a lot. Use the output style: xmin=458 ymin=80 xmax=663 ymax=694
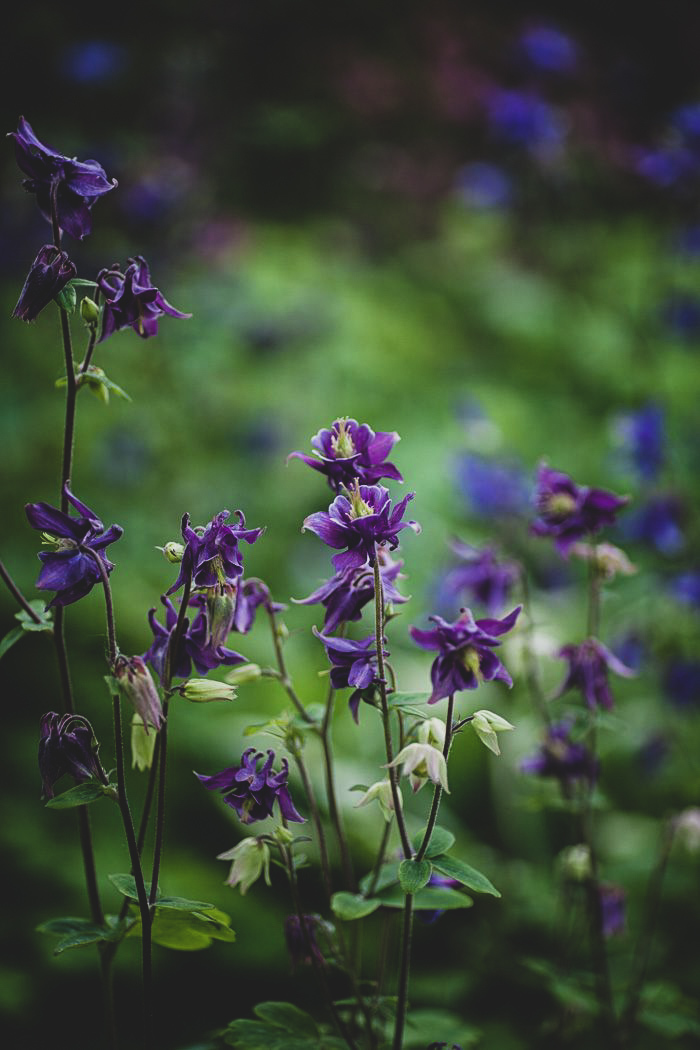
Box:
xmin=167 ymin=510 xmax=264 ymax=595
xmin=635 ymin=147 xmax=698 ymax=189
xmin=599 ymin=884 xmax=626 ymax=938
xmin=97 ymin=256 xmax=191 ymax=341
xmin=313 ymin=628 xmax=382 ymax=721
xmin=520 ymin=720 xmax=598 ymax=784
xmin=554 ymin=639 xmax=635 ymax=710
xmin=486 ymin=89 xmax=564 ymax=149
xmin=410 ymin=605 xmax=521 ymax=704
xmin=284 ymin=914 xmax=327 ymax=968
xmin=518 ymin=25 xmax=578 ymax=73
xmin=614 ymin=404 xmax=665 ymax=482
xmin=671 ymin=571 xmax=700 ymax=609
xmin=143 ymin=594 xmax=246 ymax=683
xmin=457 ymin=453 xmax=531 ymax=519
xmin=12 ymin=244 xmax=77 ymax=322
xmin=113 ymin=655 xmax=164 ymax=732
xmin=8 ymin=116 xmax=117 ymax=240
xmin=294 ymin=550 xmax=407 ymax=632
xmin=196 ymin=748 xmax=305 ymax=825
xmin=531 ymin=464 xmax=629 ymax=555
xmin=289 ymin=418 xmax=402 ymax=492
xmin=303 ymin=483 xmax=419 ymax=572
xmin=663 ymin=660 xmax=700 ymax=708
xmin=623 ymin=495 xmax=684 ymax=554
xmin=25 ymin=485 xmax=123 ymax=607
xmin=39 ymin=712 xmax=108 ymax=800
xmin=439 ymin=540 xmax=519 ymax=616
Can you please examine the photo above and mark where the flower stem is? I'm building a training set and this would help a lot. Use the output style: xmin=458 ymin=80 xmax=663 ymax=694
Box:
xmin=392 ymin=894 xmax=414 ymax=1050
xmin=265 ymin=603 xmax=315 ymax=723
xmin=415 ymin=695 xmax=455 ymax=862
xmin=0 ymin=559 xmax=43 ymax=622
xmin=292 ymin=747 xmax=333 ymax=899
xmin=587 ymin=544 xmax=602 ymax=639
xmin=518 ymin=565 xmax=551 ymax=728
xmin=90 ymin=550 xmax=119 ymax=668
xmin=320 ymin=679 xmax=356 ymax=890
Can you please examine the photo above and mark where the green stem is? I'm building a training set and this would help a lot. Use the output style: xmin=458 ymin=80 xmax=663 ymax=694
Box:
xmin=320 ymin=680 xmax=356 ymax=890
xmin=292 ymin=748 xmax=333 ymax=900
xmin=415 ymin=695 xmax=455 ymax=862
xmin=518 ymin=566 xmax=551 ymax=727
xmin=392 ymin=894 xmax=414 ymax=1050
xmin=587 ymin=544 xmax=602 ymax=639
xmin=365 ymin=820 xmax=392 ymax=899
xmin=265 ymin=603 xmax=314 ymax=723
xmin=0 ymin=559 xmax=43 ymax=622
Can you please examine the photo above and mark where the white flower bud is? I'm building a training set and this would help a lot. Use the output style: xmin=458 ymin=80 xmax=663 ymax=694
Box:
xmin=471 ymin=709 xmax=515 ymax=756
xmin=180 ymin=678 xmax=237 ymax=703
xmin=354 ymin=779 xmax=402 ymax=822
xmin=217 ymin=838 xmax=271 ymax=895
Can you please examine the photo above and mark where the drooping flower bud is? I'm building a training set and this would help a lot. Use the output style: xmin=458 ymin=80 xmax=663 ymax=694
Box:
xmin=13 ymin=244 xmax=77 ymax=322
xmin=354 ymin=779 xmax=402 ymax=822
xmin=131 ymin=713 xmax=157 ymax=771
xmin=224 ymin=663 xmax=262 ymax=686
xmin=39 ymin=712 xmax=109 ymax=799
xmin=386 ymin=743 xmax=449 ymax=793
xmin=179 ymin=678 xmax=236 ymax=703
xmin=216 ymin=837 xmax=271 ymax=894
xmin=80 ymin=296 xmax=100 ymax=326
xmin=470 ymin=710 xmax=515 ymax=756
xmin=113 ymin=655 xmax=164 ymax=732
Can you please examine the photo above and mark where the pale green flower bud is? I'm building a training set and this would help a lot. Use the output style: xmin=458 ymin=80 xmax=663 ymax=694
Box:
xmin=225 ymin=663 xmax=262 ymax=686
xmin=131 ymin=713 xmax=157 ymax=772
xmin=179 ymin=678 xmax=237 ymax=703
xmin=272 ymin=825 xmax=294 ymax=846
xmin=417 ymin=717 xmax=446 ymax=750
xmin=80 ymin=296 xmax=100 ymax=325
xmin=558 ymin=844 xmax=592 ymax=882
xmin=471 ymin=709 xmax=515 ymax=756
xmin=217 ymin=838 xmax=271 ymax=895
xmin=674 ymin=808 xmax=700 ymax=853
xmin=354 ymin=779 xmax=402 ymax=822
xmin=158 ymin=541 xmax=185 ymax=564
xmin=386 ymin=742 xmax=449 ymax=793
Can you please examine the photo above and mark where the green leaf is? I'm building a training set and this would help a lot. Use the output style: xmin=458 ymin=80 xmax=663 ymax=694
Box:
xmin=411 ymin=824 xmax=455 ymax=858
xmin=55 ymin=284 xmax=77 ymax=313
xmin=222 ymin=1019 xmax=319 ymax=1049
xmin=375 ymin=885 xmax=472 ymax=911
xmin=37 ymin=916 xmax=122 ymax=955
xmin=46 ymin=782 xmax=109 ymax=808
xmin=155 ymin=895 xmax=217 ymax=911
xmin=431 ymin=855 xmax=501 ymax=897
xmin=127 ymin=905 xmax=235 ymax=951
xmin=68 ymin=278 xmax=99 ymax=288
xmin=398 ymin=859 xmax=432 ymax=894
xmin=330 ymin=892 xmax=382 ymax=921
xmin=387 ymin=691 xmax=431 ymax=716
xmin=108 ymin=873 xmax=157 ymax=900
xmin=358 ymin=862 xmax=400 ymax=895
xmin=16 ymin=601 xmax=53 ymax=633
xmin=254 ymin=1002 xmax=319 ymax=1037
xmin=0 ymin=626 xmax=23 ymax=661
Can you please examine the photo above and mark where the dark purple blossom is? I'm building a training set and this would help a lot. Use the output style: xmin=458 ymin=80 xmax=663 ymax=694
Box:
xmin=554 ymin=639 xmax=635 ymax=710
xmin=168 ymin=510 xmax=264 ymax=595
xmin=486 ymin=89 xmax=564 ymax=149
xmin=531 ymin=464 xmax=629 ymax=555
xmin=671 ymin=571 xmax=700 ymax=609
xmin=518 ymin=25 xmax=578 ymax=73
xmin=39 ymin=712 xmax=108 ymax=800
xmin=520 ymin=720 xmax=598 ymax=785
xmin=196 ymin=748 xmax=304 ymax=825
xmin=599 ymin=884 xmax=626 ymax=938
xmin=614 ymin=404 xmax=665 ymax=482
xmin=9 ymin=116 xmax=117 ymax=240
xmin=313 ymin=628 xmax=382 ymax=721
xmin=410 ymin=605 xmax=520 ymax=704
xmin=663 ymin=660 xmax=700 ymax=708
xmin=144 ymin=594 xmax=246 ymax=683
xmin=284 ymin=914 xmax=327 ymax=968
xmin=295 ymin=550 xmax=407 ymax=632
xmin=457 ymin=453 xmax=531 ymax=519
xmin=289 ymin=418 xmax=402 ymax=492
xmin=623 ymin=495 xmax=684 ymax=555
xmin=25 ymin=485 xmax=123 ymax=607
xmin=439 ymin=540 xmax=519 ymax=616
xmin=303 ymin=483 xmax=419 ymax=572
xmin=12 ymin=244 xmax=76 ymax=322
xmin=661 ymin=293 xmax=700 ymax=343
xmin=97 ymin=256 xmax=191 ymax=342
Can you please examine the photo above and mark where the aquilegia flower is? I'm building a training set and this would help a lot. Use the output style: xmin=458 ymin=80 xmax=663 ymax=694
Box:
xmin=553 ymin=638 xmax=635 ymax=710
xmin=13 ymin=244 xmax=77 ymax=322
xmin=97 ymin=256 xmax=191 ymax=341
xmin=599 ymin=884 xmax=626 ymax=938
xmin=531 ymin=464 xmax=629 ymax=555
xmin=144 ymin=594 xmax=246 ymax=683
xmin=289 ymin=418 xmax=402 ymax=491
xmin=9 ymin=116 xmax=117 ymax=240
xmin=313 ymin=628 xmax=383 ymax=721
xmin=196 ymin=748 xmax=305 ymax=825
xmin=25 ymin=485 xmax=123 ymax=607
xmin=167 ymin=510 xmax=264 ymax=594
xmin=295 ymin=550 xmax=408 ymax=633
xmin=439 ymin=539 xmax=519 ymax=615
xmin=520 ymin=719 xmax=598 ymax=785
xmin=410 ymin=605 xmax=521 ymax=704
xmin=303 ymin=482 xmax=419 ymax=572
xmin=614 ymin=403 xmax=665 ymax=482
xmin=284 ymin=914 xmax=327 ymax=968
xmin=39 ymin=712 xmax=109 ymax=799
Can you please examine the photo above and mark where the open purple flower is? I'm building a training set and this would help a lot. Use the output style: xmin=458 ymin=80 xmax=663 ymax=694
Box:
xmin=13 ymin=244 xmax=77 ymax=322
xmin=289 ymin=418 xmax=402 ymax=492
xmin=520 ymin=719 xmax=598 ymax=784
xmin=295 ymin=550 xmax=407 ymax=632
xmin=440 ymin=540 xmax=519 ymax=616
xmin=144 ymin=594 xmax=246 ymax=683
xmin=531 ymin=464 xmax=629 ymax=555
xmin=25 ymin=485 xmax=123 ymax=607
xmin=313 ymin=628 xmax=383 ymax=721
xmin=196 ymin=748 xmax=304 ymax=825
xmin=410 ymin=605 xmax=520 ymax=704
xmin=167 ymin=510 xmax=264 ymax=595
xmin=39 ymin=712 xmax=109 ymax=799
xmin=303 ymin=483 xmax=419 ymax=572
xmin=97 ymin=256 xmax=191 ymax=341
xmin=553 ymin=638 xmax=635 ymax=710
xmin=9 ymin=116 xmax=117 ymax=240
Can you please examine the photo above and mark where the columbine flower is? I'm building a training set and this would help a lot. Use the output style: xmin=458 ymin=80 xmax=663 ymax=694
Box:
xmin=599 ymin=884 xmax=626 ymax=938
xmin=386 ymin=742 xmax=449 ymax=793
xmin=167 ymin=510 xmax=264 ymax=594
xmin=178 ymin=678 xmax=237 ymax=703
xmin=520 ymin=720 xmax=598 ymax=784
xmin=410 ymin=605 xmax=521 ymax=704
xmin=196 ymin=748 xmax=305 ymax=825
xmin=8 ymin=116 xmax=117 ymax=240
xmin=289 ymin=418 xmax=402 ymax=492
xmin=295 ymin=550 xmax=408 ymax=633
xmin=439 ymin=540 xmax=519 ymax=615
xmin=113 ymin=655 xmax=164 ymax=732
xmin=216 ymin=837 xmax=271 ymax=894
xmin=531 ymin=464 xmax=629 ymax=556
xmin=623 ymin=494 xmax=684 ymax=555
xmin=38 ymin=712 xmax=108 ymax=799
xmin=303 ymin=482 xmax=419 ymax=572
xmin=25 ymin=485 xmax=123 ymax=607
xmin=313 ymin=628 xmax=382 ymax=721
xmin=284 ymin=914 xmax=327 ymax=968
xmin=614 ymin=403 xmax=665 ymax=482
xmin=554 ymin=639 xmax=635 ymax=710
xmin=97 ymin=256 xmax=191 ymax=341
xmin=457 ymin=453 xmax=531 ymax=519
xmin=354 ymin=779 xmax=402 ymax=822
xmin=470 ymin=710 xmax=515 ymax=756
xmin=143 ymin=594 xmax=246 ymax=683
xmin=12 ymin=244 xmax=77 ymax=321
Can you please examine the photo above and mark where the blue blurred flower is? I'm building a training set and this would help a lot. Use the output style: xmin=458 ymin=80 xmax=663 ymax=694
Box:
xmin=457 ymin=453 xmax=531 ymax=519
xmin=439 ymin=540 xmax=519 ymax=616
xmin=518 ymin=26 xmax=578 ymax=73
xmin=671 ymin=571 xmax=700 ymax=608
xmin=635 ymin=147 xmax=698 ymax=188
xmin=661 ymin=293 xmax=700 ymax=343
xmin=520 ymin=720 xmax=598 ymax=785
xmin=487 ymin=89 xmax=565 ymax=149
xmin=59 ymin=41 xmax=127 ymax=84
xmin=614 ymin=403 xmax=665 ymax=482
xmin=599 ymin=883 xmax=626 ymax=938
xmin=454 ymin=162 xmax=512 ymax=210
xmin=623 ymin=495 xmax=684 ymax=555
xmin=663 ymin=660 xmax=700 ymax=708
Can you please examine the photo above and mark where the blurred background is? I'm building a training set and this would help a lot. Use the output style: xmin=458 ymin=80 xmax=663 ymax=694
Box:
xmin=1 ymin=1 xmax=700 ymax=1047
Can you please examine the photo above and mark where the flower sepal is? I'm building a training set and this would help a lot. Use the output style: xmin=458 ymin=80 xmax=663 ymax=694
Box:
xmin=470 ymin=710 xmax=515 ymax=756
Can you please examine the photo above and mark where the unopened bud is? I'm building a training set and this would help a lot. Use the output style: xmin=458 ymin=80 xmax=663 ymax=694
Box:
xmin=179 ymin=678 xmax=237 ymax=703
xmin=272 ymin=825 xmax=294 ymax=845
xmin=558 ymin=843 xmax=592 ymax=882
xmin=80 ymin=296 xmax=100 ymax=325
xmin=114 ymin=656 xmax=164 ymax=733
xmin=217 ymin=837 xmax=271 ymax=894
xmin=354 ymin=779 xmax=401 ymax=822
xmin=159 ymin=541 xmax=185 ymax=564
xmin=131 ymin=713 xmax=157 ymax=771
xmin=471 ymin=710 xmax=515 ymax=756
xmin=224 ymin=663 xmax=262 ymax=686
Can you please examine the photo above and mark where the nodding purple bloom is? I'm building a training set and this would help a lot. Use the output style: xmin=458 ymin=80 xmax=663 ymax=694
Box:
xmin=410 ymin=605 xmax=520 ymax=704
xmin=518 ymin=26 xmax=578 ymax=73
xmin=599 ymin=884 xmax=626 ymax=938
xmin=9 ymin=116 xmax=117 ymax=240
xmin=303 ymin=483 xmax=419 ymax=572
xmin=25 ymin=485 xmax=123 ymax=608
xmin=520 ymin=720 xmax=598 ymax=785
xmin=143 ymin=594 xmax=246 ymax=683
xmin=439 ymin=540 xmax=519 ymax=616
xmin=313 ymin=629 xmax=382 ymax=722
xmin=531 ymin=464 xmax=629 ymax=556
xmin=554 ymin=638 xmax=635 ymax=710
xmin=663 ymin=660 xmax=700 ymax=708
xmin=671 ymin=571 xmax=700 ymax=609
xmin=97 ymin=255 xmax=191 ymax=342
xmin=457 ymin=453 xmax=531 ymax=519
xmin=196 ymin=748 xmax=304 ymax=825
xmin=623 ymin=495 xmax=684 ymax=555
xmin=289 ymin=418 xmax=402 ymax=492
xmin=614 ymin=404 xmax=665 ymax=482
xmin=295 ymin=550 xmax=407 ymax=633
xmin=113 ymin=655 xmax=164 ymax=732
xmin=167 ymin=510 xmax=264 ymax=595
xmin=13 ymin=244 xmax=76 ymax=322
xmin=39 ymin=712 xmax=109 ymax=800
xmin=284 ymin=914 xmax=326 ymax=968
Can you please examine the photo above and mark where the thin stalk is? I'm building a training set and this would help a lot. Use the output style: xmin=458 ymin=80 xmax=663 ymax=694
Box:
xmin=415 ymin=695 xmax=455 ymax=862
xmin=89 ymin=551 xmax=118 ymax=667
xmin=320 ymin=679 xmax=355 ymax=890
xmin=293 ymin=748 xmax=333 ymax=899
xmin=580 ymin=787 xmax=618 ymax=1044
xmin=365 ymin=820 xmax=392 ymax=899
xmin=518 ymin=566 xmax=551 ymax=727
xmin=265 ymin=603 xmax=314 ymax=723
xmin=0 ymin=560 xmax=43 ymax=621
xmin=587 ymin=545 xmax=602 ymax=639
xmin=79 ymin=290 xmax=101 ymax=376
xmin=392 ymin=895 xmax=414 ymax=1050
